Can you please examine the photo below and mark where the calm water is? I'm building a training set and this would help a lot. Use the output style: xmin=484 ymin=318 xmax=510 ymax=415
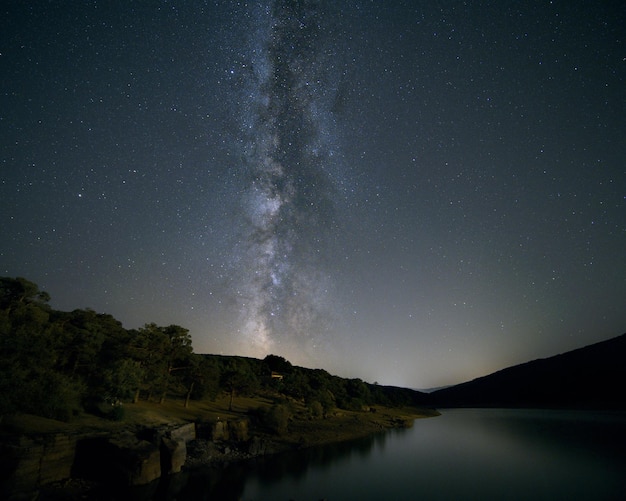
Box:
xmin=159 ymin=408 xmax=626 ymax=500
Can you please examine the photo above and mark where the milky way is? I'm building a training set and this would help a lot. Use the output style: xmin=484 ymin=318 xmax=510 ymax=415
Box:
xmin=228 ymin=1 xmax=345 ymax=356
xmin=2 ymin=1 xmax=624 ymax=388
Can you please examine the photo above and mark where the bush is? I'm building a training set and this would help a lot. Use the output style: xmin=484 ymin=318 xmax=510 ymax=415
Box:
xmin=108 ymin=404 xmax=125 ymax=421
xmin=25 ymin=371 xmax=85 ymax=421
xmin=264 ymin=404 xmax=291 ymax=435
xmin=338 ymin=397 xmax=364 ymax=412
xmin=308 ymin=400 xmax=324 ymax=419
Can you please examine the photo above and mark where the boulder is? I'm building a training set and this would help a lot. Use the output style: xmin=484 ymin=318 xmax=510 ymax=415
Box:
xmin=1 ymin=437 xmax=44 ymax=495
xmin=2 ymin=422 xmax=198 ymax=495
xmin=228 ymin=419 xmax=249 ymax=442
xmin=107 ymin=433 xmax=162 ymax=486
xmin=74 ymin=432 xmax=161 ymax=486
xmin=0 ymin=433 xmax=77 ymax=495
xmin=247 ymin=436 xmax=267 ymax=456
xmin=160 ymin=423 xmax=195 ymax=474
xmin=161 ymin=436 xmax=186 ymax=474
xmin=39 ymin=433 xmax=77 ymax=485
xmin=169 ymin=422 xmax=196 ymax=443
xmin=211 ymin=420 xmax=228 ymax=441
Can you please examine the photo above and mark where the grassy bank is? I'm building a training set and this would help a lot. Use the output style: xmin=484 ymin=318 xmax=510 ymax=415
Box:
xmin=2 ymin=395 xmax=438 ymax=499
xmin=3 ymin=393 xmax=439 ymax=450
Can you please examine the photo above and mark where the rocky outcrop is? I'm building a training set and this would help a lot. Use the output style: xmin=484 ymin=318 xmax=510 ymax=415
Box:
xmin=161 ymin=423 xmax=195 ymax=474
xmin=1 ymin=416 xmax=285 ymax=499
xmin=112 ymin=432 xmax=162 ymax=485
xmin=185 ymin=418 xmax=293 ymax=468
xmin=209 ymin=419 xmax=228 ymax=440
xmin=196 ymin=417 xmax=249 ymax=442
xmin=170 ymin=422 xmax=196 ymax=443
xmin=1 ymin=422 xmax=198 ymax=498
xmin=73 ymin=423 xmax=197 ymax=486
xmin=0 ymin=433 xmax=78 ymax=497
xmin=228 ymin=418 xmax=249 ymax=442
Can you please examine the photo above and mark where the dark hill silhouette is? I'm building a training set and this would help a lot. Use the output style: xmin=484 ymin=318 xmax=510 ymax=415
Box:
xmin=430 ymin=333 xmax=626 ymax=409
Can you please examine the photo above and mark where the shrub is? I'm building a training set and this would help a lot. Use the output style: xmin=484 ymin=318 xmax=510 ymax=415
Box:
xmin=108 ymin=404 xmax=125 ymax=421
xmin=309 ymin=400 xmax=324 ymax=419
xmin=26 ymin=371 xmax=85 ymax=421
xmin=265 ymin=404 xmax=291 ymax=435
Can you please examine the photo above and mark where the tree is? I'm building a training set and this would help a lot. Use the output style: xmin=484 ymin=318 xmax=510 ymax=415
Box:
xmin=128 ymin=325 xmax=169 ymax=401
xmin=162 ymin=324 xmax=193 ymax=373
xmin=196 ymin=356 xmax=221 ymax=400
xmin=282 ymin=368 xmax=312 ymax=400
xmin=0 ymin=290 xmax=55 ymax=418
xmin=0 ymin=276 xmax=209 ymax=420
xmin=181 ymin=355 xmax=221 ymax=407
xmin=0 ymin=307 xmax=88 ymax=421
xmin=0 ymin=277 xmax=50 ymax=312
xmin=102 ymin=359 xmax=145 ymax=403
xmin=221 ymin=359 xmax=259 ymax=411
xmin=51 ymin=309 xmax=106 ymax=380
xmin=129 ymin=323 xmax=193 ymax=403
xmin=264 ymin=404 xmax=291 ymax=435
xmin=263 ymin=354 xmax=293 ymax=374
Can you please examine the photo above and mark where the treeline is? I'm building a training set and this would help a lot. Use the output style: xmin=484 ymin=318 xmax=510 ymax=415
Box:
xmin=0 ymin=277 xmax=427 ymax=422
xmin=216 ymin=353 xmax=429 ymax=415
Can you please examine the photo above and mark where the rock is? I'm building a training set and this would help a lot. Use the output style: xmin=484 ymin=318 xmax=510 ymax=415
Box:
xmin=107 ymin=434 xmax=162 ymax=486
xmin=73 ymin=432 xmax=161 ymax=487
xmin=199 ymin=418 xmax=249 ymax=442
xmin=39 ymin=433 xmax=77 ymax=485
xmin=0 ymin=433 xmax=77 ymax=496
xmin=212 ymin=420 xmax=228 ymax=441
xmin=1 ymin=437 xmax=44 ymax=495
xmin=391 ymin=418 xmax=414 ymax=428
xmin=161 ymin=436 xmax=186 ymax=474
xmin=247 ymin=436 xmax=268 ymax=456
xmin=160 ymin=423 xmax=195 ymax=474
xmin=228 ymin=419 xmax=249 ymax=442
xmin=169 ymin=422 xmax=196 ymax=443
xmin=2 ymin=422 xmax=198 ymax=496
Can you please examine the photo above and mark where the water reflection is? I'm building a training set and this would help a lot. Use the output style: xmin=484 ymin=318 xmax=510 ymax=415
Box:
xmin=123 ymin=409 xmax=626 ymax=500
xmin=171 ymin=428 xmax=393 ymax=500
xmin=237 ymin=409 xmax=626 ymax=501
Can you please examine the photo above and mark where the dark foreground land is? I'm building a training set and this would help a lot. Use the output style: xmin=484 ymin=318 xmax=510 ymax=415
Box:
xmin=1 ymin=394 xmax=437 ymax=500
xmin=0 ymin=277 xmax=438 ymax=498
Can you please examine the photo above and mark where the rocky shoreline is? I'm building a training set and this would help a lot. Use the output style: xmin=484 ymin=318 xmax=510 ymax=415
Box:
xmin=1 ymin=407 xmax=437 ymax=499
xmin=1 ymin=422 xmax=196 ymax=499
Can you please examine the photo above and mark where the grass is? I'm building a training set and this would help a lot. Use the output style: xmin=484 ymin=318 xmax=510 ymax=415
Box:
xmin=283 ymin=405 xmax=439 ymax=448
xmin=2 ymin=393 xmax=439 ymax=451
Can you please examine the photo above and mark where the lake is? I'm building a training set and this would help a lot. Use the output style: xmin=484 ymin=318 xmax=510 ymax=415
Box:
xmin=155 ymin=408 xmax=626 ymax=500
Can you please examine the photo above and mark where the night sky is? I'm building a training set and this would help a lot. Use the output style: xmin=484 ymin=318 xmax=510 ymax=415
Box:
xmin=2 ymin=1 xmax=625 ymax=389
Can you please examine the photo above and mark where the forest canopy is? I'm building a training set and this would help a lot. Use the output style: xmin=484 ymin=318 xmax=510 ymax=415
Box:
xmin=0 ymin=277 xmax=426 ymax=422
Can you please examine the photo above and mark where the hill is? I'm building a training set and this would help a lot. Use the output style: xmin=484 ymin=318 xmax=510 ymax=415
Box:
xmin=0 ymin=276 xmax=438 ymax=496
xmin=430 ymin=333 xmax=626 ymax=409
xmin=0 ymin=276 xmax=432 ymax=421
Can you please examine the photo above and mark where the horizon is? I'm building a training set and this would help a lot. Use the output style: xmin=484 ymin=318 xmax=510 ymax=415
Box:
xmin=7 ymin=277 xmax=625 ymax=391
xmin=2 ymin=1 xmax=625 ymax=389
xmin=191 ymin=329 xmax=626 ymax=389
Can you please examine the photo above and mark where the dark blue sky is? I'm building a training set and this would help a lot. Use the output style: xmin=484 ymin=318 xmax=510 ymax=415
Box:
xmin=2 ymin=1 xmax=624 ymax=388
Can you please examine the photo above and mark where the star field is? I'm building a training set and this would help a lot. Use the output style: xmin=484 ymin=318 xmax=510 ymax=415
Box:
xmin=1 ymin=1 xmax=625 ymax=388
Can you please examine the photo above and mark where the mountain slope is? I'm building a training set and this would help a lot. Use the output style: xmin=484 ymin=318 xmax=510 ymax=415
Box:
xmin=430 ymin=333 xmax=626 ymax=409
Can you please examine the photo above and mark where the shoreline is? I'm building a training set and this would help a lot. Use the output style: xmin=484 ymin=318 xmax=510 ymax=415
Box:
xmin=1 ymin=398 xmax=439 ymax=499
xmin=185 ymin=405 xmax=440 ymax=468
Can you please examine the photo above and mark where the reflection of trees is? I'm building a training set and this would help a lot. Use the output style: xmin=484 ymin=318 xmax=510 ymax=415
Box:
xmin=253 ymin=432 xmax=388 ymax=485
xmin=171 ymin=432 xmax=390 ymax=499
xmin=193 ymin=465 xmax=247 ymax=500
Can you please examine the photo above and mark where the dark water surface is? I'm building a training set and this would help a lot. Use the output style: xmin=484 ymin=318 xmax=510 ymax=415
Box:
xmin=154 ymin=408 xmax=626 ymax=500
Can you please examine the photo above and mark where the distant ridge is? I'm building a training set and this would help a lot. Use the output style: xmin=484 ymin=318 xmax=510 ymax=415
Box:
xmin=416 ymin=386 xmax=452 ymax=394
xmin=430 ymin=333 xmax=626 ymax=409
